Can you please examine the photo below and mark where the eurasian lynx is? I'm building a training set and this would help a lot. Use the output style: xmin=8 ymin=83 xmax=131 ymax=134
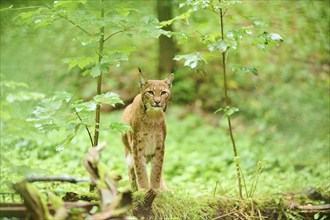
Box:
xmin=121 ymin=68 xmax=174 ymax=191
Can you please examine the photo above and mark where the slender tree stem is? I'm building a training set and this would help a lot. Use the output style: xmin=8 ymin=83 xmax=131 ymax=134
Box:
xmin=219 ymin=8 xmax=243 ymax=200
xmin=93 ymin=0 xmax=105 ymax=147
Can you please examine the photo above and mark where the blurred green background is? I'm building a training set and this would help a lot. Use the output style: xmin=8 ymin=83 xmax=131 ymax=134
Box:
xmin=0 ymin=0 xmax=329 ymax=198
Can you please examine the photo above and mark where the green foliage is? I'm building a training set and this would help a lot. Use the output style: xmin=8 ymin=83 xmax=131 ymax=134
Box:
xmin=0 ymin=77 xmax=45 ymax=148
xmin=109 ymin=122 xmax=133 ymax=135
xmin=26 ymin=91 xmax=125 ymax=149
xmin=93 ymin=92 xmax=124 ymax=107
xmin=176 ymin=0 xmax=283 ymax=71
xmin=0 ymin=0 xmax=329 ymax=218
xmin=174 ymin=52 xmax=206 ymax=69
xmin=6 ymin=0 xmax=169 ymax=149
xmin=231 ymin=64 xmax=258 ymax=75
xmin=177 ymin=0 xmax=284 ymax=199
xmin=64 ymin=56 xmax=96 ymax=70
xmin=214 ymin=106 xmax=239 ymax=116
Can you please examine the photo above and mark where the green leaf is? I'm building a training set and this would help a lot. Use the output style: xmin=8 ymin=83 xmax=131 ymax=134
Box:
xmin=213 ymin=0 xmax=241 ymax=10
xmin=1 ymin=81 xmax=28 ymax=89
xmin=114 ymin=7 xmax=138 ymax=17
xmin=214 ymin=107 xmax=223 ymax=114
xmin=16 ymin=8 xmax=43 ymax=24
xmin=93 ymin=92 xmax=124 ymax=107
xmin=56 ymin=123 xmax=81 ymax=151
xmin=73 ymin=35 xmax=99 ymax=47
xmin=231 ymin=64 xmax=258 ymax=75
xmin=81 ymin=69 xmax=91 ymax=77
xmin=269 ymin=33 xmax=283 ymax=42
xmin=214 ymin=106 xmax=239 ymax=116
xmin=31 ymin=98 xmax=63 ymax=119
xmin=102 ymin=47 xmax=135 ymax=68
xmin=225 ymin=107 xmax=239 ymax=116
xmin=34 ymin=15 xmax=56 ymax=28
xmin=208 ymin=40 xmax=230 ymax=53
xmin=139 ymin=16 xmax=170 ymax=38
xmin=6 ymin=92 xmax=45 ymax=103
xmin=72 ymin=101 xmax=97 ymax=113
xmin=257 ymin=32 xmax=284 ymax=49
xmin=179 ymin=0 xmax=211 ymax=10
xmin=174 ymin=52 xmax=206 ymax=69
xmin=109 ymin=122 xmax=133 ymax=134
xmin=90 ymin=63 xmax=102 ymax=77
xmin=64 ymin=56 xmax=95 ymax=70
xmin=25 ymin=92 xmax=76 ymax=134
xmin=159 ymin=10 xmax=192 ymax=28
xmin=53 ymin=91 xmax=73 ymax=103
xmin=247 ymin=16 xmax=268 ymax=28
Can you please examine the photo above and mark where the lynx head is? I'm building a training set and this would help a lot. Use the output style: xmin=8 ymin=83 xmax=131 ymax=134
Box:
xmin=138 ymin=68 xmax=174 ymax=112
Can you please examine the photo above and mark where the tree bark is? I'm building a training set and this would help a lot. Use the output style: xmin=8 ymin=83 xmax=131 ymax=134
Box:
xmin=157 ymin=0 xmax=176 ymax=77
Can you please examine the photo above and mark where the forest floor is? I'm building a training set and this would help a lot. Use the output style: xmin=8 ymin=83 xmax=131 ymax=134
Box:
xmin=1 ymin=106 xmax=329 ymax=219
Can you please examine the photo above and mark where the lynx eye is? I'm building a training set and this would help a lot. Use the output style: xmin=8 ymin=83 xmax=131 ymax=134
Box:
xmin=146 ymin=91 xmax=154 ymax=96
xmin=161 ymin=91 xmax=168 ymax=96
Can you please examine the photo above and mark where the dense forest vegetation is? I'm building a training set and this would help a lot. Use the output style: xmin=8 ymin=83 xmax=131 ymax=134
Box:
xmin=1 ymin=0 xmax=329 ymax=219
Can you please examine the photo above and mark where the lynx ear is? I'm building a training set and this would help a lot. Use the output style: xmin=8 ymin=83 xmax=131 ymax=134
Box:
xmin=164 ymin=73 xmax=174 ymax=88
xmin=138 ymin=67 xmax=148 ymax=88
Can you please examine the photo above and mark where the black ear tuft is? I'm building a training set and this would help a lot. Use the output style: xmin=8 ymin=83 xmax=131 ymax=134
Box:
xmin=138 ymin=67 xmax=148 ymax=88
xmin=164 ymin=73 xmax=174 ymax=88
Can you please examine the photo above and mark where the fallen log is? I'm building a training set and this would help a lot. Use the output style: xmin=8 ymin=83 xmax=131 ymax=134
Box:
xmin=25 ymin=175 xmax=91 ymax=184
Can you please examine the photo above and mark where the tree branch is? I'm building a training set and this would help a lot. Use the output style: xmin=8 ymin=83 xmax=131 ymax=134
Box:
xmin=75 ymin=111 xmax=94 ymax=147
xmin=56 ymin=13 xmax=94 ymax=37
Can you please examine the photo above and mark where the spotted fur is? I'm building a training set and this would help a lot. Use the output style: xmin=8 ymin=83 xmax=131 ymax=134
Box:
xmin=121 ymin=69 xmax=174 ymax=191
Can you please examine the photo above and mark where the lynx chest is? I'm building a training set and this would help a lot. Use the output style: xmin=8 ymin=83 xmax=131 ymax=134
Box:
xmin=136 ymin=117 xmax=165 ymax=159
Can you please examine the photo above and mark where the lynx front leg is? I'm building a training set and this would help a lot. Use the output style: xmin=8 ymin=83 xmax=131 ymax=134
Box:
xmin=160 ymin=173 xmax=168 ymax=191
xmin=132 ymin=140 xmax=149 ymax=190
xmin=126 ymin=153 xmax=138 ymax=191
xmin=150 ymin=142 xmax=165 ymax=190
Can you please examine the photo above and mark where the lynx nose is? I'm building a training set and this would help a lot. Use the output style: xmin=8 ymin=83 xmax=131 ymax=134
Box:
xmin=154 ymin=100 xmax=161 ymax=106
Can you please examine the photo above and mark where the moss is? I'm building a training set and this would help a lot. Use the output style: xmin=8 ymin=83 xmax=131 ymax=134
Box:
xmin=131 ymin=191 xmax=219 ymax=219
xmin=130 ymin=191 xmax=329 ymax=220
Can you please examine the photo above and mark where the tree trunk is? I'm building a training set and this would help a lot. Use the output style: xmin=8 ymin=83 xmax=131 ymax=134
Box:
xmin=157 ymin=0 xmax=176 ymax=77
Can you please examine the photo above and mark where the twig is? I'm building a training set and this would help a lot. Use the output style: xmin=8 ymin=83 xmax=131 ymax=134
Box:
xmin=45 ymin=4 xmax=94 ymax=37
xmin=75 ymin=111 xmax=94 ymax=147
xmin=104 ymin=26 xmax=134 ymax=42
xmin=56 ymin=13 xmax=94 ymax=37
xmin=213 ymin=181 xmax=219 ymax=196
xmin=212 ymin=210 xmax=240 ymax=220
xmin=290 ymin=203 xmax=330 ymax=212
